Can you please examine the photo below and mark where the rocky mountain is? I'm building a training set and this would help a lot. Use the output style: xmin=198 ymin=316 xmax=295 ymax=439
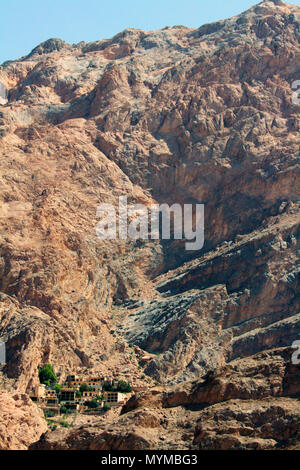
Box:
xmin=0 ymin=0 xmax=299 ymax=449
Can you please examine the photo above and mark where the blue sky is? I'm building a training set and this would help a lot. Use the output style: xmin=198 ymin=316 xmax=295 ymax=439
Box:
xmin=1 ymin=0 xmax=299 ymax=64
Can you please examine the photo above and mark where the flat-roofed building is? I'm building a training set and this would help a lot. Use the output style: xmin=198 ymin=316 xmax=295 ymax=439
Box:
xmin=85 ymin=376 xmax=107 ymax=390
xmin=103 ymin=391 xmax=127 ymax=406
xmin=43 ymin=404 xmax=60 ymax=415
xmin=62 ymin=402 xmax=79 ymax=411
xmin=82 ymin=390 xmax=98 ymax=400
xmin=66 ymin=375 xmax=82 ymax=387
xmin=61 ymin=388 xmax=76 ymax=402
xmin=30 ymin=384 xmax=46 ymax=402
xmin=42 ymin=389 xmax=59 ymax=406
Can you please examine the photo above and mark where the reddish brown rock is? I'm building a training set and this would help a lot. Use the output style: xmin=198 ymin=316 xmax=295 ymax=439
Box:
xmin=0 ymin=390 xmax=47 ymax=450
xmin=194 ymin=398 xmax=300 ymax=450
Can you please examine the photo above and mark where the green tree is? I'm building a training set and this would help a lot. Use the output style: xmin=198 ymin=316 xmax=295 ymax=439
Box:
xmin=53 ymin=384 xmax=61 ymax=395
xmin=102 ymin=380 xmax=116 ymax=392
xmin=117 ymin=380 xmax=132 ymax=393
xmin=38 ymin=364 xmax=57 ymax=385
xmin=79 ymin=383 xmax=93 ymax=393
xmin=86 ymin=399 xmax=98 ymax=409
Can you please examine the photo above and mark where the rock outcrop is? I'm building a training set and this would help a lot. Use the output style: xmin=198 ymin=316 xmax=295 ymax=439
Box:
xmin=193 ymin=397 xmax=300 ymax=450
xmin=0 ymin=390 xmax=47 ymax=449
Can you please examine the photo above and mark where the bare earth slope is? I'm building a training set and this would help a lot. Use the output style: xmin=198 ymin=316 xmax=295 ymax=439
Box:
xmin=0 ymin=0 xmax=299 ymax=449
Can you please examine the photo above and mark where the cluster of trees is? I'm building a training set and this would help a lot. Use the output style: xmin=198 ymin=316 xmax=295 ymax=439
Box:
xmin=102 ymin=379 xmax=132 ymax=393
xmin=60 ymin=405 xmax=73 ymax=414
xmin=79 ymin=383 xmax=93 ymax=393
xmin=38 ymin=364 xmax=57 ymax=386
xmin=83 ymin=394 xmax=110 ymax=412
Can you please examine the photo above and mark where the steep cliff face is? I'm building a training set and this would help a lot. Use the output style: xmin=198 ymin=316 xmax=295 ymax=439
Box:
xmin=0 ymin=0 xmax=299 ymax=449
xmin=122 ymin=207 xmax=299 ymax=383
